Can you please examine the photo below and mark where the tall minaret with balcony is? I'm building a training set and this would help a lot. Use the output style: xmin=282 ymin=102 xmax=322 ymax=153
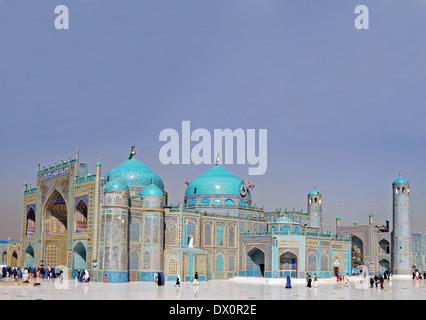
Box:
xmin=308 ymin=188 xmax=322 ymax=232
xmin=392 ymin=173 xmax=411 ymax=275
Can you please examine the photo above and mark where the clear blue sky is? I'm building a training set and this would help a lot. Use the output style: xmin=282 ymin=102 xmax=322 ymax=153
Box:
xmin=1 ymin=0 xmax=426 ymax=239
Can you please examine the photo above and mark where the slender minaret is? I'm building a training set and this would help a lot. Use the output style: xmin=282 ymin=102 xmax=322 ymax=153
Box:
xmin=336 ymin=216 xmax=340 ymax=238
xmin=92 ymin=159 xmax=102 ymax=273
xmin=369 ymin=212 xmax=374 ymax=275
xmin=308 ymin=188 xmax=322 ymax=232
xmin=75 ymin=146 xmax=80 ymax=179
xmin=392 ymin=173 xmax=411 ymax=275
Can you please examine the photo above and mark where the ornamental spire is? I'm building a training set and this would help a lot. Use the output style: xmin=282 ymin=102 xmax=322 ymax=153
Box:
xmin=215 ymin=152 xmax=221 ymax=165
xmin=129 ymin=145 xmax=136 ymax=160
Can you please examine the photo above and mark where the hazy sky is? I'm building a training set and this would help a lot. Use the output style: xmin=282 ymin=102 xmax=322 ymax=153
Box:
xmin=1 ymin=0 xmax=426 ymax=239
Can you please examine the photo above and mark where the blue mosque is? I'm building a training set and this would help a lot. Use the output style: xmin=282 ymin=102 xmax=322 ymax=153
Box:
xmin=1 ymin=146 xmax=420 ymax=282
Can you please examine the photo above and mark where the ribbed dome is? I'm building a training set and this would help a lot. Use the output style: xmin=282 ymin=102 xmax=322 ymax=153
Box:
xmin=393 ymin=177 xmax=409 ymax=184
xmin=308 ymin=189 xmax=321 ymax=196
xmin=138 ymin=184 xmax=163 ymax=198
xmin=104 ymin=179 xmax=129 ymax=193
xmin=184 ymin=165 xmax=251 ymax=199
xmin=105 ymin=158 xmax=164 ymax=190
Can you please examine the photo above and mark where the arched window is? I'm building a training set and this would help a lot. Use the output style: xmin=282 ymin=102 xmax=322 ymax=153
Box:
xmin=214 ymin=198 xmax=221 ymax=206
xmin=129 ymin=220 xmax=141 ymax=243
xmin=26 ymin=208 xmax=35 ymax=236
xmin=144 ymin=199 xmax=150 ymax=207
xmin=217 ymin=225 xmax=224 ymax=246
xmin=225 ymin=199 xmax=234 ymax=206
xmin=187 ymin=221 xmax=197 ymax=247
xmin=201 ymin=198 xmax=210 ymax=206
xmin=189 ymin=199 xmax=196 ymax=206
xmin=75 ymin=200 xmax=88 ymax=233
xmin=239 ymin=200 xmax=245 ymax=206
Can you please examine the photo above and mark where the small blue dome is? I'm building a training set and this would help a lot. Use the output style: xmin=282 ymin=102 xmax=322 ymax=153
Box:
xmin=308 ymin=189 xmax=321 ymax=196
xmin=184 ymin=165 xmax=251 ymax=199
xmin=104 ymin=179 xmax=129 ymax=193
xmin=138 ymin=184 xmax=163 ymax=198
xmin=105 ymin=158 xmax=164 ymax=190
xmin=393 ymin=177 xmax=409 ymax=184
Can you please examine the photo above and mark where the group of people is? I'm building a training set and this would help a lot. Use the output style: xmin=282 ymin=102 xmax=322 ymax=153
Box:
xmin=412 ymin=270 xmax=426 ymax=280
xmin=75 ymin=269 xmax=90 ymax=282
xmin=171 ymin=272 xmax=200 ymax=287
xmin=370 ymin=274 xmax=386 ymax=289
xmin=305 ymin=273 xmax=320 ymax=288
xmin=1 ymin=266 xmax=62 ymax=282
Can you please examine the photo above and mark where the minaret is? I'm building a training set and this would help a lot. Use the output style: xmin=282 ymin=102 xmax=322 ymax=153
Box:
xmin=308 ymin=187 xmax=322 ymax=232
xmin=75 ymin=146 xmax=80 ymax=179
xmin=92 ymin=159 xmax=102 ymax=274
xmin=369 ymin=212 xmax=374 ymax=275
xmin=336 ymin=216 xmax=340 ymax=238
xmin=392 ymin=172 xmax=411 ymax=275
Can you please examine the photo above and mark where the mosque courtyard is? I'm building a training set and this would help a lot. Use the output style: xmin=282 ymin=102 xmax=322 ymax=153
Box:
xmin=0 ymin=276 xmax=425 ymax=300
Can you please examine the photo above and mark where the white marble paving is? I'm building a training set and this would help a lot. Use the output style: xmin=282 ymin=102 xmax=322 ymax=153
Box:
xmin=0 ymin=276 xmax=425 ymax=300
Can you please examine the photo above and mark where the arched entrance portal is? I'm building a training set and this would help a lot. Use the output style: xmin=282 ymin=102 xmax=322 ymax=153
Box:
xmin=246 ymin=248 xmax=265 ymax=277
xmin=378 ymin=258 xmax=390 ymax=275
xmin=73 ymin=242 xmax=87 ymax=278
xmin=280 ymin=251 xmax=297 ymax=278
xmin=351 ymin=235 xmax=364 ymax=269
xmin=42 ymin=189 xmax=68 ymax=267
xmin=11 ymin=251 xmax=18 ymax=267
xmin=25 ymin=245 xmax=35 ymax=268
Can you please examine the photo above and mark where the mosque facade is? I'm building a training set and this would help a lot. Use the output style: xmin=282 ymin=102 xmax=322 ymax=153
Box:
xmin=4 ymin=146 xmax=417 ymax=282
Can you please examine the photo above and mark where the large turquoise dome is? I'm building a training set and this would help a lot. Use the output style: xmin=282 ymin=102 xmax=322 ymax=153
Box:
xmin=184 ymin=165 xmax=251 ymax=199
xmin=105 ymin=158 xmax=164 ymax=190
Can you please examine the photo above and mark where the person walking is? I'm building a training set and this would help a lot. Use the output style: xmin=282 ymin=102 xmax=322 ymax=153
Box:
xmin=313 ymin=273 xmax=319 ymax=288
xmin=306 ymin=274 xmax=312 ymax=288
xmin=380 ymin=275 xmax=384 ymax=289
xmin=175 ymin=274 xmax=181 ymax=287
xmin=285 ymin=275 xmax=292 ymax=289
xmin=193 ymin=272 xmax=199 ymax=286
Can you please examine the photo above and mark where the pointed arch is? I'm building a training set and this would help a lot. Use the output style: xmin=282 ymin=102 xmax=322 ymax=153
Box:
xmin=73 ymin=241 xmax=87 ymax=270
xmin=246 ymin=247 xmax=265 ymax=277
xmin=75 ymin=199 xmax=88 ymax=233
xmin=25 ymin=245 xmax=35 ymax=267
xmin=42 ymin=187 xmax=68 ymax=267
xmin=26 ymin=207 xmax=36 ymax=236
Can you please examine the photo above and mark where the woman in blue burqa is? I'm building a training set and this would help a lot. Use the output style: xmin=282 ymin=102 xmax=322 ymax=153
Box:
xmin=285 ymin=275 xmax=292 ymax=289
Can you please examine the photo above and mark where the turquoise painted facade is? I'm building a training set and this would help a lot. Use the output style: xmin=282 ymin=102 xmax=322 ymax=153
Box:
xmin=15 ymin=146 xmax=354 ymax=283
